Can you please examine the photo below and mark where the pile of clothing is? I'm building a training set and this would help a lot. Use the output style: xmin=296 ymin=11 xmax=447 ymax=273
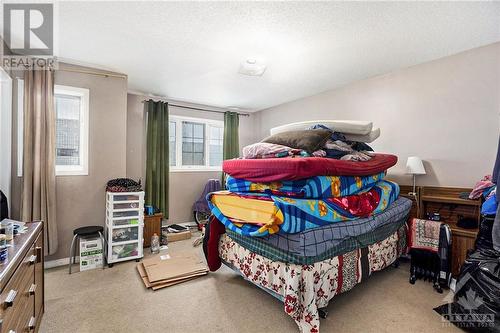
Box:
xmin=242 ymin=124 xmax=376 ymax=162
xmin=469 ymin=175 xmax=497 ymax=215
xmin=106 ymin=178 xmax=142 ymax=192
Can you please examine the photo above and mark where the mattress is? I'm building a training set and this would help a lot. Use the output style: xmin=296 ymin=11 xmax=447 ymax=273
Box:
xmin=223 ymin=153 xmax=397 ymax=182
xmin=225 ymin=172 xmax=385 ymax=199
xmin=219 ymin=226 xmax=406 ymax=333
xmin=270 ymin=120 xmax=373 ymax=136
xmin=208 ymin=180 xmax=400 ymax=237
xmin=343 ymin=127 xmax=380 ymax=143
xmin=226 ymin=197 xmax=411 ymax=264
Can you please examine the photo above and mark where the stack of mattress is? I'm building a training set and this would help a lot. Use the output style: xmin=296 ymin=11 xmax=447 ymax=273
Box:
xmin=206 ymin=121 xmax=412 ymax=333
xmin=209 ymin=154 xmax=411 ymax=263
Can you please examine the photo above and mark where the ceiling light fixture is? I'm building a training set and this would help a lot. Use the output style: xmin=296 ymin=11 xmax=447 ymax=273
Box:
xmin=239 ymin=58 xmax=266 ymax=77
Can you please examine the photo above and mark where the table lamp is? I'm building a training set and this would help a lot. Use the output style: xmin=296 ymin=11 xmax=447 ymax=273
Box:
xmin=406 ymin=156 xmax=426 ymax=196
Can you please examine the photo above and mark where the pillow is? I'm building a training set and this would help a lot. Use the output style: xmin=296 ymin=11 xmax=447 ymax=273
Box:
xmin=242 ymin=142 xmax=303 ymax=159
xmin=261 ymin=129 xmax=332 ymax=154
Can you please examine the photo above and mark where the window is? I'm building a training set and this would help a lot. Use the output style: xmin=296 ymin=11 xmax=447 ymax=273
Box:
xmin=54 ymin=85 xmax=89 ymax=175
xmin=169 ymin=116 xmax=224 ymax=171
xmin=209 ymin=125 xmax=223 ymax=166
xmin=169 ymin=121 xmax=176 ymax=166
xmin=182 ymin=121 xmax=205 ymax=165
xmin=17 ymin=83 xmax=89 ymax=176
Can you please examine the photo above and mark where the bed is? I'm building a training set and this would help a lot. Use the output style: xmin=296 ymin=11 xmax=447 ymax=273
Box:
xmin=219 ymin=225 xmax=407 ymax=333
xmin=206 ymin=136 xmax=409 ymax=332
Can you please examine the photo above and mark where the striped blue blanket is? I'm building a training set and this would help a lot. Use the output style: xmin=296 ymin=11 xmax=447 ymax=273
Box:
xmin=226 ymin=172 xmax=385 ymax=199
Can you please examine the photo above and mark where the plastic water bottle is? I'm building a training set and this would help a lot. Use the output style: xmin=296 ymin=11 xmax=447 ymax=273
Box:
xmin=151 ymin=233 xmax=160 ymax=254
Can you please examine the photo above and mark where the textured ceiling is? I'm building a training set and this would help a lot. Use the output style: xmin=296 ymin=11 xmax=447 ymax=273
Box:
xmin=57 ymin=1 xmax=500 ymax=111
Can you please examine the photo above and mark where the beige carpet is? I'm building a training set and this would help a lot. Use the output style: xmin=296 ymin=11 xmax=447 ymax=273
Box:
xmin=40 ymin=238 xmax=462 ymax=333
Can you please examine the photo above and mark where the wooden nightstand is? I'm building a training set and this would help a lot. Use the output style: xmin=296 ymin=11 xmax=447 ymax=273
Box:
xmin=398 ymin=185 xmax=420 ymax=222
xmin=419 ymin=186 xmax=481 ymax=276
xmin=143 ymin=213 xmax=163 ymax=247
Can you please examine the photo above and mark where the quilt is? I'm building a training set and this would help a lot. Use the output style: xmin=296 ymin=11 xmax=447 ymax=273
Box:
xmin=208 ymin=180 xmax=400 ymax=237
xmin=408 ymin=218 xmax=441 ymax=252
xmin=225 ymin=172 xmax=385 ymax=199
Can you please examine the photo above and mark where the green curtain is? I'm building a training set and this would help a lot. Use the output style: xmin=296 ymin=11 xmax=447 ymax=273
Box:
xmin=222 ymin=111 xmax=240 ymax=187
xmin=223 ymin=111 xmax=240 ymax=159
xmin=145 ymin=100 xmax=169 ymax=218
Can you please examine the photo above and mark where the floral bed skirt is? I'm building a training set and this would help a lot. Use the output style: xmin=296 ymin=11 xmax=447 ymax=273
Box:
xmin=219 ymin=226 xmax=406 ymax=332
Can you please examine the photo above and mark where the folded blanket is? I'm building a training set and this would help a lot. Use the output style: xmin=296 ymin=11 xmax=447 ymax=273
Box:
xmin=208 ymin=180 xmax=400 ymax=237
xmin=223 ymin=153 xmax=398 ymax=182
xmin=225 ymin=172 xmax=385 ymax=199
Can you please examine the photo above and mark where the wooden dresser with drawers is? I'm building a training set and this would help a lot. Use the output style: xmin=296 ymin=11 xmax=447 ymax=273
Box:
xmin=0 ymin=222 xmax=44 ymax=333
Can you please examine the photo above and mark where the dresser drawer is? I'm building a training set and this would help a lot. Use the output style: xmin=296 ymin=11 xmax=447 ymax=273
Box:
xmin=0 ymin=245 xmax=36 ymax=331
xmin=7 ymin=295 xmax=35 ymax=333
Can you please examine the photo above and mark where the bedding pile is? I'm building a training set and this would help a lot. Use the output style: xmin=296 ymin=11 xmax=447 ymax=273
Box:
xmin=205 ymin=121 xmax=411 ymax=332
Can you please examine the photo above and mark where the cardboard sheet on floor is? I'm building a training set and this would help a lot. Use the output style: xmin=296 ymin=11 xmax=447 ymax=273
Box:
xmin=137 ymin=251 xmax=208 ymax=290
xmin=136 ymin=263 xmax=207 ymax=290
xmin=142 ymin=253 xmax=208 ymax=283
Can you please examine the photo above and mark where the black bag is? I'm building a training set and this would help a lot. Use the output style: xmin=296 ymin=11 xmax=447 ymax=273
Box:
xmin=106 ymin=178 xmax=142 ymax=192
xmin=0 ymin=190 xmax=8 ymax=221
xmin=435 ymin=215 xmax=500 ymax=332
xmin=476 ymin=215 xmax=495 ymax=250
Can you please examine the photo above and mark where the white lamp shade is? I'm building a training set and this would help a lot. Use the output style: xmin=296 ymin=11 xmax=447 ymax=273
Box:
xmin=406 ymin=156 xmax=426 ymax=175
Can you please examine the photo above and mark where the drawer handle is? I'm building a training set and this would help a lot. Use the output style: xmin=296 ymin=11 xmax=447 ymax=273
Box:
xmin=36 ymin=247 xmax=42 ymax=263
xmin=28 ymin=283 xmax=37 ymax=295
xmin=4 ymin=289 xmax=17 ymax=307
xmin=28 ymin=254 xmax=37 ymax=265
xmin=28 ymin=316 xmax=36 ymax=330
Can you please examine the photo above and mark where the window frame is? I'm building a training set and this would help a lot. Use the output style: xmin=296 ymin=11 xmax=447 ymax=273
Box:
xmin=169 ymin=115 xmax=223 ymax=172
xmin=54 ymin=84 xmax=90 ymax=176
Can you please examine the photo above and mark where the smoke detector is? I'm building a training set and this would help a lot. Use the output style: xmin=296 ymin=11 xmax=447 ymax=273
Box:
xmin=239 ymin=59 xmax=266 ymax=76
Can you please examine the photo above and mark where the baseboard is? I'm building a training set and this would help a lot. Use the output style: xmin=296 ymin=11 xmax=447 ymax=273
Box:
xmin=45 ymin=256 xmax=79 ymax=269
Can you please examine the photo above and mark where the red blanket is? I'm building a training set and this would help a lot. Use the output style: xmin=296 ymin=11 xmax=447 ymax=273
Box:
xmin=223 ymin=153 xmax=397 ymax=182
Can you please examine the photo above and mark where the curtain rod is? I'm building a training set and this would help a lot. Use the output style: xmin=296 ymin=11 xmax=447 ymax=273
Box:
xmin=57 ymin=68 xmax=127 ymax=79
xmin=142 ymin=100 xmax=250 ymax=117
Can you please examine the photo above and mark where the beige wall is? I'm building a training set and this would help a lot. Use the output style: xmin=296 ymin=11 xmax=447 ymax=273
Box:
xmin=11 ymin=63 xmax=128 ymax=261
xmin=126 ymin=93 xmax=257 ymax=224
xmin=255 ymin=43 xmax=500 ymax=187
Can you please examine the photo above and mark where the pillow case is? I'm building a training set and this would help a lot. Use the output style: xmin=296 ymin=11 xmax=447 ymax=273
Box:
xmin=242 ymin=142 xmax=303 ymax=159
xmin=261 ymin=129 xmax=332 ymax=154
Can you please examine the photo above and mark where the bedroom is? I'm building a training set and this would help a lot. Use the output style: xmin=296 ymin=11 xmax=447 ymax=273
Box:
xmin=0 ymin=1 xmax=499 ymax=333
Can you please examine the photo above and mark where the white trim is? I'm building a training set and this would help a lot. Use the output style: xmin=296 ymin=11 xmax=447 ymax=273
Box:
xmin=45 ymin=256 xmax=79 ymax=269
xmin=17 ymin=79 xmax=24 ymax=177
xmin=169 ymin=115 xmax=224 ymax=171
xmin=54 ymin=85 xmax=90 ymax=176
